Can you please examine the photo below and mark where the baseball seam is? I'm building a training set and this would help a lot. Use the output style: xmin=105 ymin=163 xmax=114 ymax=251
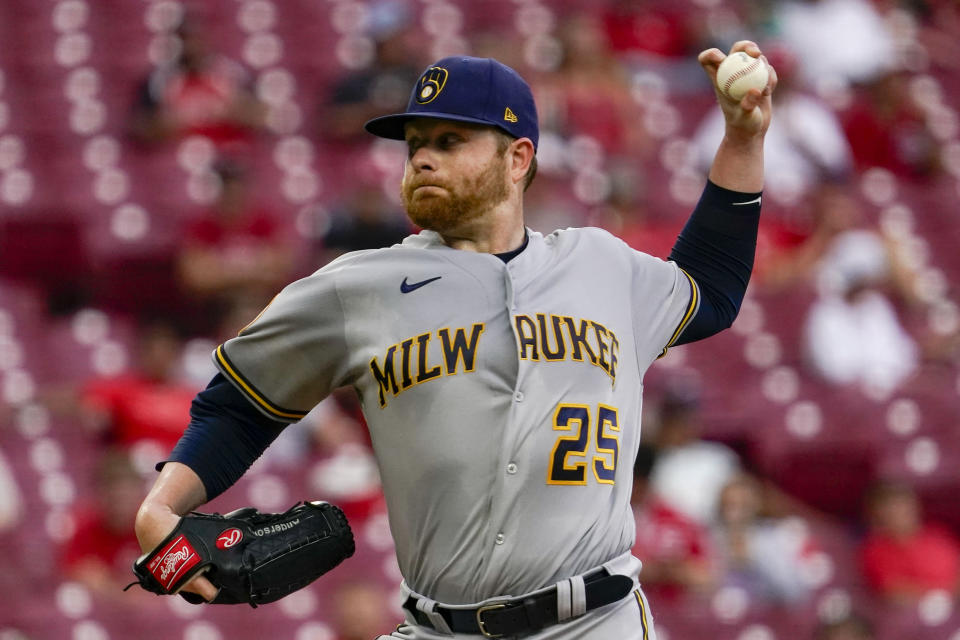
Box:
xmin=723 ymin=58 xmax=762 ymax=97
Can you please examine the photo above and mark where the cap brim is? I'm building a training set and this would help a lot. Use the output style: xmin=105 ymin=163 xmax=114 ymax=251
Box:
xmin=364 ymin=112 xmax=504 ymax=141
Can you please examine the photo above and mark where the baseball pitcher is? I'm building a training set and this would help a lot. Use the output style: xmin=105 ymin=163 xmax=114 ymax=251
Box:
xmin=132 ymin=42 xmax=776 ymax=638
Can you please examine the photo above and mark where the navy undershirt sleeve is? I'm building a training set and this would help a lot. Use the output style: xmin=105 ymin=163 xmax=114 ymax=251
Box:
xmin=669 ymin=180 xmax=761 ymax=344
xmin=161 ymin=373 xmax=287 ymax=501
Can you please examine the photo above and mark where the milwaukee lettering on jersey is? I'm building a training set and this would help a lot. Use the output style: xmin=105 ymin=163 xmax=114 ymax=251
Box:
xmin=147 ymin=535 xmax=201 ymax=591
xmin=514 ymin=314 xmax=620 ymax=385
xmin=369 ymin=324 xmax=485 ymax=408
xmin=254 ymin=519 xmax=300 ymax=536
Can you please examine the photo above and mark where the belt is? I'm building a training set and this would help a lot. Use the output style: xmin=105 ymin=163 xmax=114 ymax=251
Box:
xmin=402 ymin=569 xmax=635 ymax=638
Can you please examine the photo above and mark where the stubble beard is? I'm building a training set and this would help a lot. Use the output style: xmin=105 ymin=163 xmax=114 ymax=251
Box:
xmin=401 ymin=153 xmax=511 ymax=234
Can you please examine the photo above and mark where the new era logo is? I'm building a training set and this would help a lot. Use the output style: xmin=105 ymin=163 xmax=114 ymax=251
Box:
xmin=504 ymin=107 xmax=518 ymax=123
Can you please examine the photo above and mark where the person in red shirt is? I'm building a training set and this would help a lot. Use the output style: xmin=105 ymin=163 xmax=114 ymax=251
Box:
xmin=538 ymin=14 xmax=649 ymax=157
xmin=840 ymin=71 xmax=941 ymax=181
xmin=712 ymin=473 xmax=819 ymax=605
xmin=860 ymin=480 xmax=960 ymax=602
xmin=130 ymin=13 xmax=266 ymax=147
xmin=82 ymin=320 xmax=197 ymax=451
xmin=631 ymin=444 xmax=717 ymax=601
xmin=601 ymin=2 xmax=696 ymax=60
xmin=61 ymin=450 xmax=148 ymax=599
xmin=177 ymin=158 xmax=295 ymax=332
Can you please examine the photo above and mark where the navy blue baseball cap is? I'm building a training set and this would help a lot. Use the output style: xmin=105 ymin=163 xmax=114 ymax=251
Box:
xmin=364 ymin=56 xmax=539 ymax=150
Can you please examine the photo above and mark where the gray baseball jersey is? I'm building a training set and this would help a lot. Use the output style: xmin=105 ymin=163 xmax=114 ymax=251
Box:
xmin=214 ymin=227 xmax=697 ymax=606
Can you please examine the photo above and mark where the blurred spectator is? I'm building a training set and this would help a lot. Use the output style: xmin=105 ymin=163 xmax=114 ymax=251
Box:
xmin=601 ymin=2 xmax=698 ymax=60
xmin=916 ymin=1 xmax=960 ymax=73
xmin=330 ymin=580 xmax=396 ymax=640
xmin=648 ymin=382 xmax=742 ymax=525
xmin=521 ymin=173 xmax=586 ymax=238
xmin=317 ymin=4 xmax=422 ymax=145
xmin=61 ymin=450 xmax=146 ymax=599
xmin=252 ymin=392 xmax=372 ymax=473
xmin=802 ymin=227 xmax=920 ymax=393
xmin=80 ymin=319 xmax=198 ymax=452
xmin=631 ymin=444 xmax=716 ymax=601
xmin=306 ymin=391 xmax=372 ymax=455
xmin=860 ymin=480 xmax=960 ymax=603
xmin=177 ymin=157 xmax=295 ymax=329
xmin=537 ymin=14 xmax=648 ymax=157
xmin=773 ymin=0 xmax=896 ymax=91
xmin=839 ymin=71 xmax=942 ymax=180
xmin=317 ymin=182 xmax=411 ymax=264
xmin=470 ymin=31 xmax=527 ymax=74
xmin=212 ymin=294 xmax=273 ymax=345
xmin=130 ymin=12 xmax=266 ymax=147
xmin=309 ymin=442 xmax=384 ymax=526
xmin=586 ymin=161 xmax=681 ymax=260
xmin=0 ymin=449 xmax=23 ymax=532
xmin=691 ymin=44 xmax=854 ymax=210
xmin=0 ymin=2 xmax=954 ymax=636
xmin=758 ymin=181 xmax=860 ymax=291
xmin=814 ymin=612 xmax=876 ymax=640
xmin=712 ymin=474 xmax=818 ymax=604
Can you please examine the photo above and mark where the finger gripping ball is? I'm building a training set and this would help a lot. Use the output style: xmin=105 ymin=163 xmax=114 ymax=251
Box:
xmin=716 ymin=52 xmax=769 ymax=101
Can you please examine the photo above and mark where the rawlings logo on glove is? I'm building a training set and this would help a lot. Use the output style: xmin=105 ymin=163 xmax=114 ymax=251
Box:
xmin=127 ymin=501 xmax=354 ymax=607
xmin=216 ymin=529 xmax=243 ymax=549
xmin=148 ymin=535 xmax=201 ymax=589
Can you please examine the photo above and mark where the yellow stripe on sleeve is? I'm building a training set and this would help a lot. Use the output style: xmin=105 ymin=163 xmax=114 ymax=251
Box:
xmin=657 ymin=268 xmax=700 ymax=359
xmin=215 ymin=345 xmax=307 ymax=420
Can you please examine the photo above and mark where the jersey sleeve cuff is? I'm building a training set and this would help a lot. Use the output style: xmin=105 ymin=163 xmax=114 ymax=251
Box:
xmin=213 ymin=344 xmax=308 ymax=423
xmin=657 ymin=268 xmax=701 ymax=359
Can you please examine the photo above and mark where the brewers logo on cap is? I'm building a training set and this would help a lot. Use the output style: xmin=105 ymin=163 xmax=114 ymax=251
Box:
xmin=364 ymin=56 xmax=539 ymax=150
xmin=417 ymin=66 xmax=448 ymax=104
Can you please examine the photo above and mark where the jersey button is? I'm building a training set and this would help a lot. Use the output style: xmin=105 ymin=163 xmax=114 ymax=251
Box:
xmin=495 ymin=533 xmax=505 ymax=545
xmin=506 ymin=463 xmax=518 ymax=474
xmin=513 ymin=391 xmax=524 ymax=402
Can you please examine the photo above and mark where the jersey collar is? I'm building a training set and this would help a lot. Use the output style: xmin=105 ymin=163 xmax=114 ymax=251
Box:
xmin=400 ymin=228 xmax=553 ymax=285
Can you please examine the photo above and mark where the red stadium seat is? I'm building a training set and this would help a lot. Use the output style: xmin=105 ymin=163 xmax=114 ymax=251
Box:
xmin=0 ymin=214 xmax=90 ymax=299
xmin=766 ymin=445 xmax=879 ymax=518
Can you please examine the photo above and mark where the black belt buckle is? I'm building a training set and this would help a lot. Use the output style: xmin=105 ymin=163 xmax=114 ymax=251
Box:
xmin=476 ymin=602 xmax=507 ymax=638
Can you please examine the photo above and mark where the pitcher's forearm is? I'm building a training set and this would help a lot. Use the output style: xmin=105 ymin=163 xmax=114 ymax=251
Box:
xmin=133 ymin=462 xmax=220 ymax=601
xmin=708 ymin=135 xmax=764 ymax=194
xmin=135 ymin=461 xmax=207 ymax=540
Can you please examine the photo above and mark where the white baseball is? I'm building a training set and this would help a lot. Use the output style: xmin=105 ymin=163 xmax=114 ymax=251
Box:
xmin=715 ymin=51 xmax=769 ymax=101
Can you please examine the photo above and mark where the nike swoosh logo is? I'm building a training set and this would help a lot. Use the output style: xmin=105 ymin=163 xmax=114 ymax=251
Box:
xmin=400 ymin=276 xmax=442 ymax=294
xmin=732 ymin=196 xmax=762 ymax=206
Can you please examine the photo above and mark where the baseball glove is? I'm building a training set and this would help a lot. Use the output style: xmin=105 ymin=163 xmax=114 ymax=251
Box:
xmin=127 ymin=501 xmax=354 ymax=607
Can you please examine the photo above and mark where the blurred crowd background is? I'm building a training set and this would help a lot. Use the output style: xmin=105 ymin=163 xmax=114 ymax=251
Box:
xmin=0 ymin=0 xmax=959 ymax=639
